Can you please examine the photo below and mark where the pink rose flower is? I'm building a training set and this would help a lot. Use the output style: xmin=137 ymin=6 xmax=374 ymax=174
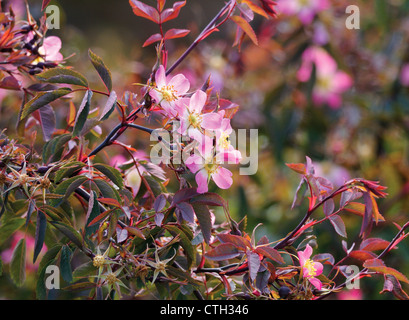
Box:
xmin=297 ymin=46 xmax=353 ymax=109
xmin=297 ymin=244 xmax=324 ymax=290
xmin=185 ymin=148 xmax=233 ymax=194
xmin=277 ymin=0 xmax=330 ymax=25
xmin=149 ymin=65 xmax=190 ymax=117
xmin=178 ymin=90 xmax=223 ymax=137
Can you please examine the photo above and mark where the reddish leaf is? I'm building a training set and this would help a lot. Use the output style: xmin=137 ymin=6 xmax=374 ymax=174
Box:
xmin=176 ymin=202 xmax=195 ymax=224
xmin=125 ymin=226 xmax=145 ymax=239
xmin=157 ymin=0 xmax=166 ymax=12
xmin=247 ymin=250 xmax=261 ymax=281
xmin=0 ymin=75 xmax=21 ymax=90
xmin=254 ymin=246 xmax=284 ymax=264
xmin=129 ymin=0 xmax=160 ymax=23
xmin=205 ymin=243 xmax=240 ymax=261
xmin=160 ymin=0 xmax=186 ymax=23
xmin=359 ymin=238 xmax=390 ymax=252
xmin=348 ymin=250 xmax=377 ymax=262
xmin=286 ymin=163 xmax=306 ymax=175
xmin=230 ymin=15 xmax=258 ymax=45
xmin=381 ymin=274 xmax=409 ymax=300
xmin=142 ymin=33 xmax=163 ymax=47
xmin=218 ymin=233 xmax=251 ymax=251
xmin=363 ymin=259 xmax=409 ymax=284
xmin=164 ymin=28 xmax=190 ymax=40
xmin=98 ymin=197 xmax=121 ymax=207
xmin=42 ymin=0 xmax=51 ymax=11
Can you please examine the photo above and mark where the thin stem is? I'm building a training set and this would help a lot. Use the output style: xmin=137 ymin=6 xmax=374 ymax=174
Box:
xmin=165 ymin=0 xmax=235 ymax=75
xmin=274 ymin=186 xmax=347 ymax=250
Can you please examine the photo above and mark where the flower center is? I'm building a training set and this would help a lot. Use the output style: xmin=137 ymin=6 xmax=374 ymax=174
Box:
xmin=160 ymin=85 xmax=177 ymax=102
xmin=188 ymin=112 xmax=202 ymax=128
xmin=218 ymin=132 xmax=230 ymax=150
xmin=304 ymin=259 xmax=317 ymax=276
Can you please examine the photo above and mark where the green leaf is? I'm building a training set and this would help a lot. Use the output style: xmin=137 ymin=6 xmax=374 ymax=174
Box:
xmin=50 ymin=221 xmax=83 ymax=250
xmin=0 ymin=218 xmax=25 ymax=246
xmin=36 ymin=67 xmax=88 ymax=87
xmin=60 ymin=245 xmax=73 ymax=283
xmin=164 ymin=225 xmax=196 ymax=269
xmin=85 ymin=191 xmax=100 ymax=236
xmin=42 ymin=133 xmax=72 ymax=164
xmin=51 ymin=175 xmax=88 ymax=206
xmin=33 ymin=210 xmax=47 ymax=263
xmin=88 ymin=49 xmax=112 ymax=92
xmin=54 ymin=161 xmax=86 ymax=184
xmin=20 ymin=88 xmax=72 ymax=120
xmin=93 ymin=163 xmax=124 ymax=189
xmin=72 ymin=89 xmax=93 ymax=137
xmin=10 ymin=239 xmax=26 ymax=287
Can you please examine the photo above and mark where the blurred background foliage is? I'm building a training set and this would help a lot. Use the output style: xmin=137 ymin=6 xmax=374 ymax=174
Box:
xmin=2 ymin=0 xmax=409 ymax=299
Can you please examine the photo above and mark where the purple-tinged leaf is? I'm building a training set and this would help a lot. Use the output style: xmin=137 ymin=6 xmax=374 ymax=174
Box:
xmin=205 ymin=243 xmax=240 ymax=261
xmin=360 ymin=192 xmax=373 ymax=238
xmin=116 ymin=227 xmax=128 ymax=243
xmin=154 ymin=194 xmax=167 ymax=212
xmin=329 ymin=214 xmax=347 ymax=238
xmin=291 ymin=178 xmax=308 ymax=209
xmin=36 ymin=104 xmax=56 ymax=141
xmin=218 ymin=233 xmax=251 ymax=250
xmin=254 ymin=246 xmax=284 ymax=264
xmin=360 ymin=238 xmax=390 ymax=252
xmin=176 ymin=202 xmax=195 ymax=224
xmin=155 ymin=212 xmax=164 ymax=226
xmin=313 ymin=253 xmax=335 ymax=265
xmin=323 ymin=198 xmax=335 ymax=217
xmin=171 ymin=188 xmax=198 ymax=206
xmin=0 ymin=75 xmax=21 ymax=90
xmin=192 ymin=204 xmax=212 ymax=244
xmin=247 ymin=250 xmax=261 ymax=281
xmin=381 ymin=274 xmax=409 ymax=300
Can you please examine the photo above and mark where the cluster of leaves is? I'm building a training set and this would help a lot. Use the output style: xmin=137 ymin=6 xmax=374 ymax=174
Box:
xmin=0 ymin=0 xmax=409 ymax=300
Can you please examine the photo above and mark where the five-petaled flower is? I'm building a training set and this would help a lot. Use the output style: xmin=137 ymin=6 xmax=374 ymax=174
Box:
xmin=149 ymin=65 xmax=190 ymax=117
xmin=297 ymin=244 xmax=323 ymax=290
xmin=185 ymin=147 xmax=233 ymax=194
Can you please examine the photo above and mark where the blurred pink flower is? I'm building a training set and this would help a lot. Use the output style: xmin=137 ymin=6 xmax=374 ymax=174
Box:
xmin=1 ymin=231 xmax=47 ymax=272
xmin=337 ymin=289 xmax=363 ymax=300
xmin=314 ymin=162 xmax=350 ymax=187
xmin=297 ymin=244 xmax=323 ymax=290
xmin=277 ymin=0 xmax=329 ymax=25
xmin=400 ymin=63 xmax=409 ymax=86
xmin=297 ymin=46 xmax=353 ymax=109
